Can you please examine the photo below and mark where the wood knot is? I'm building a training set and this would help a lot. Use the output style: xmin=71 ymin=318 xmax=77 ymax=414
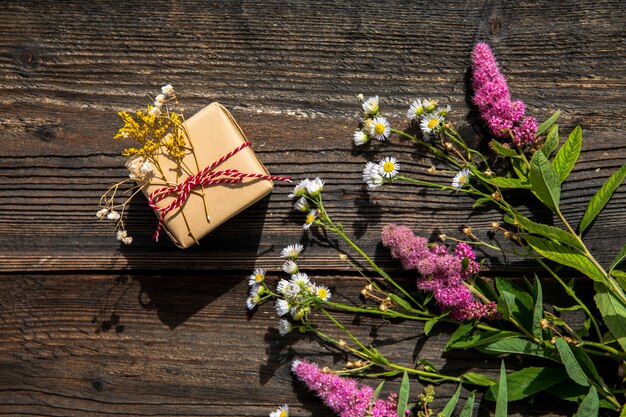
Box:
xmin=91 ymin=379 xmax=105 ymax=392
xmin=15 ymin=47 xmax=40 ymax=69
xmin=490 ymin=17 xmax=502 ymax=35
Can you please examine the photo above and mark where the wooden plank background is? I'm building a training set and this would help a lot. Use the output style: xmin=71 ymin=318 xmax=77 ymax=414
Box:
xmin=0 ymin=0 xmax=624 ymax=416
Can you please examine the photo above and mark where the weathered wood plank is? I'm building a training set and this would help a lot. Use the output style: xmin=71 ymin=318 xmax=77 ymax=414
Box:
xmin=0 ymin=274 xmax=580 ymax=416
xmin=0 ymin=1 xmax=625 ymax=272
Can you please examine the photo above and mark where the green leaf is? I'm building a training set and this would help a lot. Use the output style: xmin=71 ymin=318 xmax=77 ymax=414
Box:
xmin=573 ymin=386 xmax=599 ymax=417
xmin=549 ymin=381 xmax=617 ymax=410
xmin=473 ymin=276 xmax=499 ymax=301
xmin=416 ymin=358 xmax=439 ymax=373
xmin=447 ymin=330 xmax=520 ymax=350
xmin=610 ymin=244 xmax=626 ymax=273
xmin=423 ymin=312 xmax=448 ymax=336
xmin=529 ymin=150 xmax=561 ymax=212
xmin=472 ymin=197 xmax=492 ymax=209
xmin=496 ymin=278 xmax=533 ymax=309
xmin=611 ymin=270 xmax=626 ymax=292
xmin=537 ymin=110 xmax=561 ymax=137
xmin=552 ymin=126 xmax=582 ymax=184
xmin=579 ymin=164 xmax=626 ymax=233
xmin=495 ymin=278 xmax=533 ymax=329
xmin=396 ymin=372 xmax=409 ymax=417
xmin=531 ymin=275 xmax=544 ymax=340
xmin=504 ymin=213 xmax=583 ymax=250
xmin=525 ymin=235 xmax=606 ymax=282
xmin=491 ymin=140 xmax=519 ymax=157
xmin=372 ymin=380 xmax=385 ymax=401
xmin=459 ymin=391 xmax=476 ymax=417
xmin=486 ymin=367 xmax=568 ymax=402
xmin=495 ymin=361 xmax=508 ymax=417
xmin=511 ymin=157 xmax=529 ymax=181
xmin=474 ymin=172 xmax=532 ymax=189
xmin=541 ymin=124 xmax=560 ymax=158
xmin=476 ymin=337 xmax=557 ymax=361
xmin=594 ymin=283 xmax=626 ymax=351
xmin=440 ymin=383 xmax=463 ymax=417
xmin=388 ymin=293 xmax=413 ymax=311
xmin=461 ymin=372 xmax=496 ymax=387
xmin=445 ymin=322 xmax=475 ymax=351
xmin=554 ymin=338 xmax=589 ymax=386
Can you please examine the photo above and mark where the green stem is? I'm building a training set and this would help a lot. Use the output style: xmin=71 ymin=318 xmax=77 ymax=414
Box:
xmin=530 ymin=252 xmax=603 ymax=342
xmin=390 ymin=128 xmax=463 ymax=169
xmin=319 ymin=216 xmax=422 ymax=308
xmin=322 ymin=300 xmax=432 ymax=321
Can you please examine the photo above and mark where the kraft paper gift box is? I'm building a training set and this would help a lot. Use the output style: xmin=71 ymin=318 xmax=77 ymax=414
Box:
xmin=127 ymin=102 xmax=277 ymax=249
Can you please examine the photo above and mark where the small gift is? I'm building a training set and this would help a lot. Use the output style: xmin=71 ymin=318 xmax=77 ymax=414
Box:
xmin=98 ymin=85 xmax=290 ymax=248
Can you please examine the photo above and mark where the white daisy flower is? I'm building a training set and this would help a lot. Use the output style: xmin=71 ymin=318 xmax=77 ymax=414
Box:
xmin=303 ymin=209 xmax=318 ymax=230
xmin=362 ymin=95 xmax=379 ymax=116
xmin=422 ymin=98 xmax=438 ymax=113
xmin=275 ymin=299 xmax=291 ymax=316
xmin=452 ymin=168 xmax=471 ymax=190
xmin=106 ymin=210 xmax=121 ymax=221
xmin=280 ymin=243 xmax=304 ymax=259
xmin=369 ymin=116 xmax=391 ymax=141
xmin=353 ymin=130 xmax=369 ymax=146
xmin=246 ymin=292 xmax=261 ymax=310
xmin=407 ymin=99 xmax=424 ymax=120
xmin=292 ymin=197 xmax=310 ymax=213
xmin=161 ymin=84 xmax=175 ymax=97
xmin=363 ymin=162 xmax=385 ymax=189
xmin=288 ymin=179 xmax=310 ymax=199
xmin=420 ymin=114 xmax=443 ymax=135
xmin=314 ymin=284 xmax=332 ymax=301
xmin=277 ymin=319 xmax=293 ymax=336
xmin=305 ymin=177 xmax=324 ymax=198
xmin=282 ymin=260 xmax=299 ymax=275
xmin=248 ymin=268 xmax=266 ymax=286
xmin=290 ymin=272 xmax=310 ymax=289
xmin=378 ymin=156 xmax=399 ymax=179
xmin=362 ymin=162 xmax=378 ymax=183
xmin=149 ymin=106 xmax=162 ymax=117
xmin=96 ymin=208 xmax=109 ymax=219
xmin=435 ymin=104 xmax=451 ymax=118
xmin=276 ymin=279 xmax=290 ymax=295
xmin=283 ymin=282 xmax=301 ymax=301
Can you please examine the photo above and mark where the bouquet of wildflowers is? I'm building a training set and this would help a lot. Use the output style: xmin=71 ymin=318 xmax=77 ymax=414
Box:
xmin=250 ymin=43 xmax=626 ymax=416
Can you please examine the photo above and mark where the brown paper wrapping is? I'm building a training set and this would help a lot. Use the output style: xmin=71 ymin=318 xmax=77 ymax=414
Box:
xmin=127 ymin=102 xmax=273 ymax=249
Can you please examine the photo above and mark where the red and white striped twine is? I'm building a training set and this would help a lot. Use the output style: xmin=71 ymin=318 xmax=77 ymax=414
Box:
xmin=147 ymin=141 xmax=291 ymax=241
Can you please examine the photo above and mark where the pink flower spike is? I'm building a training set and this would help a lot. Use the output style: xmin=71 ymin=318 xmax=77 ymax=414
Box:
xmin=471 ymin=42 xmax=537 ymax=146
xmin=292 ymin=360 xmax=406 ymax=417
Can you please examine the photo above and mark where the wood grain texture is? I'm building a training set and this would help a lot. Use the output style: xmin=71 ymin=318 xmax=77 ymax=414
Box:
xmin=0 ymin=0 xmax=625 ymax=415
xmin=0 ymin=274 xmax=582 ymax=417
xmin=0 ymin=0 xmax=624 ymax=272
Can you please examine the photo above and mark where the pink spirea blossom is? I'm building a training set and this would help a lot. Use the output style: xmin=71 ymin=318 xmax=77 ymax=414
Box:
xmin=381 ymin=224 xmax=496 ymax=321
xmin=471 ymin=42 xmax=538 ymax=146
xmin=292 ymin=359 xmax=405 ymax=417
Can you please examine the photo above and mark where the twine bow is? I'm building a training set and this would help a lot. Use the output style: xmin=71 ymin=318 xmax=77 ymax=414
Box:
xmin=147 ymin=141 xmax=291 ymax=241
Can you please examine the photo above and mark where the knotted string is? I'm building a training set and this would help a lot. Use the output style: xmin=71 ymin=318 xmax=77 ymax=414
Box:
xmin=147 ymin=141 xmax=291 ymax=241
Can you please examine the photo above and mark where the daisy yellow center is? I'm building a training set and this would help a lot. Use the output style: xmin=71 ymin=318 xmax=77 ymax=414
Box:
xmin=383 ymin=161 xmax=396 ymax=173
xmin=279 ymin=411 xmax=288 ymax=417
xmin=415 ymin=107 xmax=423 ymax=116
xmin=317 ymin=288 xmax=328 ymax=299
xmin=306 ymin=213 xmax=315 ymax=224
xmin=255 ymin=273 xmax=263 ymax=282
xmin=374 ymin=123 xmax=386 ymax=135
xmin=427 ymin=119 xmax=439 ymax=129
xmin=458 ymin=175 xmax=467 ymax=184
